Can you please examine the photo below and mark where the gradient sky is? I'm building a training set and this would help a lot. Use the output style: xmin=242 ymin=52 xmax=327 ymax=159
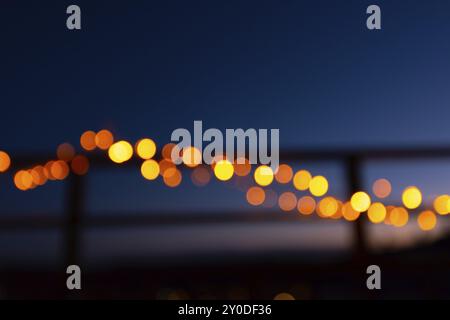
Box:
xmin=1 ymin=1 xmax=450 ymax=264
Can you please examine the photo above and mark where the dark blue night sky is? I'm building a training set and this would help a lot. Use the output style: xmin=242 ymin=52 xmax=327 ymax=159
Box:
xmin=2 ymin=0 xmax=450 ymax=151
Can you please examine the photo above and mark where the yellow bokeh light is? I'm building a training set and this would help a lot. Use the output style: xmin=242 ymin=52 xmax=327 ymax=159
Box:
xmin=402 ymin=186 xmax=422 ymax=209
xmin=182 ymin=146 xmax=202 ymax=168
xmin=433 ymin=195 xmax=450 ymax=215
xmin=309 ymin=176 xmax=328 ymax=197
xmin=350 ymin=191 xmax=371 ymax=212
xmin=367 ymin=202 xmax=386 ymax=224
xmin=254 ymin=165 xmax=274 ymax=187
xmin=278 ymin=192 xmax=297 ymax=212
xmin=297 ymin=196 xmax=316 ymax=215
xmin=141 ymin=160 xmax=160 ymax=180
xmin=136 ymin=138 xmax=157 ymax=160
xmin=274 ymin=164 xmax=293 ymax=184
xmin=246 ymin=186 xmax=266 ymax=206
xmin=342 ymin=201 xmax=360 ymax=221
xmin=417 ymin=210 xmax=437 ymax=231
xmin=0 ymin=151 xmax=11 ymax=173
xmin=108 ymin=141 xmax=133 ymax=164
xmin=318 ymin=197 xmax=338 ymax=217
xmin=372 ymin=178 xmax=392 ymax=199
xmin=293 ymin=170 xmax=311 ymax=191
xmin=214 ymin=159 xmax=234 ymax=181
xmin=390 ymin=207 xmax=409 ymax=227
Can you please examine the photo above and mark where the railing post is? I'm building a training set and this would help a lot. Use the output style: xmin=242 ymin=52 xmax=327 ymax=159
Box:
xmin=346 ymin=156 xmax=368 ymax=258
xmin=64 ymin=174 xmax=84 ymax=268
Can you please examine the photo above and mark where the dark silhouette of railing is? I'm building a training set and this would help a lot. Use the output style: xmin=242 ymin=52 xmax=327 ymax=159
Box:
xmin=3 ymin=145 xmax=450 ymax=268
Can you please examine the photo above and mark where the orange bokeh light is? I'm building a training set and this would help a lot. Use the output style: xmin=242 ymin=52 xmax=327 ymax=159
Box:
xmin=71 ymin=155 xmax=90 ymax=175
xmin=278 ymin=192 xmax=297 ymax=212
xmin=57 ymin=143 xmax=75 ymax=162
xmin=372 ymin=178 xmax=392 ymax=199
xmin=0 ymin=151 xmax=11 ymax=173
xmin=95 ymin=129 xmax=114 ymax=150
xmin=191 ymin=166 xmax=211 ymax=187
xmin=297 ymin=196 xmax=316 ymax=215
xmin=51 ymin=160 xmax=70 ymax=180
xmin=234 ymin=158 xmax=251 ymax=177
xmin=246 ymin=186 xmax=266 ymax=206
xmin=80 ymin=130 xmax=97 ymax=151
xmin=163 ymin=168 xmax=182 ymax=187
xmin=275 ymin=164 xmax=293 ymax=184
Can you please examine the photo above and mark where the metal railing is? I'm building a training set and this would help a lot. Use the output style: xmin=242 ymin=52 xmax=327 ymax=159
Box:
xmin=2 ymin=145 xmax=450 ymax=268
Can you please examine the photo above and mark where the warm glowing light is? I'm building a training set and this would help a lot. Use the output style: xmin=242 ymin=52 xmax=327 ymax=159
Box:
xmin=318 ymin=197 xmax=339 ymax=217
xmin=159 ymin=159 xmax=176 ymax=177
xmin=182 ymin=146 xmax=202 ymax=168
xmin=297 ymin=196 xmax=316 ymax=215
xmin=278 ymin=192 xmax=297 ymax=212
xmin=162 ymin=143 xmax=177 ymax=161
xmin=95 ymin=129 xmax=114 ymax=150
xmin=108 ymin=141 xmax=133 ymax=164
xmin=51 ymin=160 xmax=70 ymax=180
xmin=30 ymin=166 xmax=47 ymax=186
xmin=233 ymin=158 xmax=251 ymax=177
xmin=384 ymin=206 xmax=395 ymax=225
xmin=71 ymin=155 xmax=89 ymax=175
xmin=402 ymin=186 xmax=422 ymax=209
xmin=342 ymin=202 xmax=360 ymax=221
xmin=80 ymin=130 xmax=97 ymax=151
xmin=191 ymin=166 xmax=211 ymax=187
xmin=351 ymin=191 xmax=371 ymax=212
xmin=372 ymin=178 xmax=391 ymax=199
xmin=163 ymin=168 xmax=182 ymax=187
xmin=14 ymin=170 xmax=33 ymax=191
xmin=417 ymin=210 xmax=437 ymax=231
xmin=213 ymin=159 xmax=234 ymax=181
xmin=367 ymin=202 xmax=386 ymax=224
xmin=273 ymin=293 xmax=295 ymax=300
xmin=136 ymin=138 xmax=157 ymax=160
xmin=0 ymin=151 xmax=11 ymax=172
xmin=275 ymin=164 xmax=293 ymax=184
xmin=56 ymin=143 xmax=75 ymax=162
xmin=330 ymin=200 xmax=343 ymax=219
xmin=246 ymin=186 xmax=266 ymax=206
xmin=293 ymin=170 xmax=311 ymax=191
xmin=433 ymin=195 xmax=450 ymax=215
xmin=140 ymin=160 xmax=160 ymax=180
xmin=390 ymin=207 xmax=409 ymax=227
xmin=20 ymin=170 xmax=34 ymax=190
xmin=254 ymin=165 xmax=274 ymax=187
xmin=309 ymin=175 xmax=328 ymax=197
xmin=44 ymin=161 xmax=56 ymax=180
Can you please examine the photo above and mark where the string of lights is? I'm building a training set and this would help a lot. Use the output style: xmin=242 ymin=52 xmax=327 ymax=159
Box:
xmin=0 ymin=129 xmax=448 ymax=232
